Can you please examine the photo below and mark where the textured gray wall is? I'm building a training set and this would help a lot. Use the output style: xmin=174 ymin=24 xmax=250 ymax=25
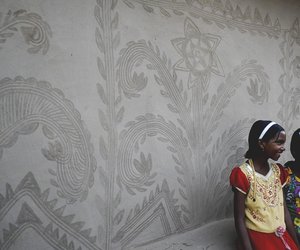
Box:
xmin=0 ymin=0 xmax=300 ymax=249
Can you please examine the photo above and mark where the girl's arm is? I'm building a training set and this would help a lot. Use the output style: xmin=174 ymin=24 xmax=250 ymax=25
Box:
xmin=233 ymin=188 xmax=253 ymax=250
xmin=284 ymin=199 xmax=300 ymax=248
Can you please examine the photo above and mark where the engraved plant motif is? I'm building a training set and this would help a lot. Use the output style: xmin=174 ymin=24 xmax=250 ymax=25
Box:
xmin=278 ymin=19 xmax=300 ymax=133
xmin=0 ymin=9 xmax=52 ymax=54
xmin=292 ymin=56 xmax=300 ymax=78
xmin=0 ymin=76 xmax=97 ymax=204
xmin=124 ymin=0 xmax=282 ymax=38
xmin=115 ymin=15 xmax=270 ymax=235
xmin=290 ymin=18 xmax=300 ymax=46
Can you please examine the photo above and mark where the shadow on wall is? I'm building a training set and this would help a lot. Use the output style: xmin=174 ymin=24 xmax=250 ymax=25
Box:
xmin=127 ymin=218 xmax=236 ymax=250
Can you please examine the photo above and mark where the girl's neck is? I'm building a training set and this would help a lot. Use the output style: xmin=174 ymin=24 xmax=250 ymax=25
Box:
xmin=251 ymin=158 xmax=270 ymax=175
xmin=291 ymin=160 xmax=300 ymax=176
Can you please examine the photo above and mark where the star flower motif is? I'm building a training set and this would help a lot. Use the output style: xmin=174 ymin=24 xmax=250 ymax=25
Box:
xmin=172 ymin=18 xmax=224 ymax=89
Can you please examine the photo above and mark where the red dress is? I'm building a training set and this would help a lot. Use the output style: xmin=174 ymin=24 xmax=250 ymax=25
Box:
xmin=230 ymin=162 xmax=298 ymax=250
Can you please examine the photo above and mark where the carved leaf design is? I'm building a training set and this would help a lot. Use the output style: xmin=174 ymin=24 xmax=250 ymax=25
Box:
xmin=0 ymin=77 xmax=96 ymax=203
xmin=0 ymin=10 xmax=51 ymax=53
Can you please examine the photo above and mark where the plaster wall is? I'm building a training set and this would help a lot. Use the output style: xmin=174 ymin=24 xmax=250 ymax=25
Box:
xmin=0 ymin=0 xmax=300 ymax=249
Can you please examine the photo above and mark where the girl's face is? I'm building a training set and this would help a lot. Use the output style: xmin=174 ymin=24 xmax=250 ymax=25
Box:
xmin=261 ymin=131 xmax=286 ymax=161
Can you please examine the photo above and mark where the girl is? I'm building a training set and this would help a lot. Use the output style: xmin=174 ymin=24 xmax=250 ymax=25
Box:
xmin=284 ymin=128 xmax=300 ymax=242
xmin=230 ymin=120 xmax=299 ymax=250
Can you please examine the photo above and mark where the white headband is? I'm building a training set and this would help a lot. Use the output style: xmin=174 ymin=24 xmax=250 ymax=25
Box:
xmin=258 ymin=122 xmax=276 ymax=139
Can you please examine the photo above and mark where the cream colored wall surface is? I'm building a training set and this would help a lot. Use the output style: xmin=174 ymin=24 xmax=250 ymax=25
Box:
xmin=1 ymin=0 xmax=300 ymax=249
